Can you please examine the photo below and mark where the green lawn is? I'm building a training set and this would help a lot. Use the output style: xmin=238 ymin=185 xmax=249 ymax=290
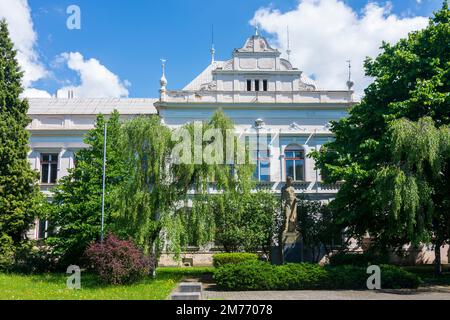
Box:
xmin=0 ymin=267 xmax=214 ymax=300
xmin=0 ymin=273 xmax=179 ymax=300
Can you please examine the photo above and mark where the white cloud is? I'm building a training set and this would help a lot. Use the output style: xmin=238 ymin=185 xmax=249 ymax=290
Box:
xmin=252 ymin=0 xmax=429 ymax=98
xmin=1 ymin=1 xmax=126 ymax=99
xmin=21 ymin=88 xmax=52 ymax=98
xmin=57 ymin=52 xmax=129 ymax=98
xmin=0 ymin=0 xmax=48 ymax=88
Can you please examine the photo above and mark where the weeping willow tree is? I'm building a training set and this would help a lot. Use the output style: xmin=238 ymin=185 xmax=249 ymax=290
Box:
xmin=112 ymin=115 xmax=177 ymax=259
xmin=376 ymin=117 xmax=450 ymax=274
xmin=114 ymin=111 xmax=277 ymax=258
xmin=171 ymin=110 xmax=256 ymax=248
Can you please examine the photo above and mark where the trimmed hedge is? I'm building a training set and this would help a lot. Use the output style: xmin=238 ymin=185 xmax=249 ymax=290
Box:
xmin=212 ymin=253 xmax=259 ymax=268
xmin=329 ymin=252 xmax=389 ymax=267
xmin=214 ymin=261 xmax=421 ymax=291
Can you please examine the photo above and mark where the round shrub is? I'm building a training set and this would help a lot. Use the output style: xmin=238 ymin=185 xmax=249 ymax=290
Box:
xmin=379 ymin=265 xmax=422 ymax=289
xmin=324 ymin=265 xmax=370 ymax=289
xmin=85 ymin=233 xmax=153 ymax=285
xmin=214 ymin=261 xmax=277 ymax=290
xmin=12 ymin=242 xmax=57 ymax=274
xmin=212 ymin=253 xmax=259 ymax=268
xmin=279 ymin=263 xmax=329 ymax=290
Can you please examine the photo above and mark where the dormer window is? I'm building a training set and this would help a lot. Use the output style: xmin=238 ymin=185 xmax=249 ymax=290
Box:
xmin=247 ymin=80 xmax=252 ymax=91
xmin=255 ymin=80 xmax=260 ymax=92
xmin=263 ymin=80 xmax=268 ymax=91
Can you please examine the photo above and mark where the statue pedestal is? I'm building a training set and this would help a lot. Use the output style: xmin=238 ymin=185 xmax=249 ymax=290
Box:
xmin=282 ymin=231 xmax=302 ymax=263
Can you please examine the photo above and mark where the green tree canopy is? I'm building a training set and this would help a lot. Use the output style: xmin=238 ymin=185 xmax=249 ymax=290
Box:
xmin=312 ymin=2 xmax=450 ymax=271
xmin=48 ymin=111 xmax=124 ymax=267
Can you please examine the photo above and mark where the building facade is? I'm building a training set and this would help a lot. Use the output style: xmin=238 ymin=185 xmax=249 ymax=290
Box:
xmin=26 ymin=33 xmax=355 ymax=240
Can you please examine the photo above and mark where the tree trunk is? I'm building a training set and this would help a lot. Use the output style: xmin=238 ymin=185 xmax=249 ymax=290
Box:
xmin=434 ymin=242 xmax=442 ymax=276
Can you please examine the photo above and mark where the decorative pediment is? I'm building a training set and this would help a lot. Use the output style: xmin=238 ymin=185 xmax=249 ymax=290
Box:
xmin=234 ymin=35 xmax=280 ymax=55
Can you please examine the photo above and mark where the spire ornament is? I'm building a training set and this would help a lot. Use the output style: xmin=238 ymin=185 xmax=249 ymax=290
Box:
xmin=159 ymin=58 xmax=167 ymax=102
xmin=286 ymin=26 xmax=292 ymax=62
xmin=346 ymin=60 xmax=354 ymax=90
xmin=210 ymin=25 xmax=216 ymax=64
xmin=160 ymin=58 xmax=167 ymax=89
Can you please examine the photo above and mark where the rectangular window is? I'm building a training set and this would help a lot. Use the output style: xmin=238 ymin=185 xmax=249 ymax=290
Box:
xmin=285 ymin=149 xmax=305 ymax=181
xmin=247 ymin=80 xmax=252 ymax=91
xmin=259 ymin=159 xmax=270 ymax=182
xmin=263 ymin=80 xmax=268 ymax=91
xmin=251 ymin=135 xmax=271 ymax=182
xmin=255 ymin=80 xmax=260 ymax=92
xmin=40 ymin=153 xmax=58 ymax=184
xmin=295 ymin=162 xmax=305 ymax=181
xmin=286 ymin=159 xmax=294 ymax=179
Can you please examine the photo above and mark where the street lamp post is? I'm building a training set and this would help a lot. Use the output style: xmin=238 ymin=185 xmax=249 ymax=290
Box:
xmin=101 ymin=123 xmax=107 ymax=243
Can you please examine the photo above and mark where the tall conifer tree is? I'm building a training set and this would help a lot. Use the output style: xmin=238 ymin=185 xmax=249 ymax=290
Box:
xmin=0 ymin=20 xmax=41 ymax=247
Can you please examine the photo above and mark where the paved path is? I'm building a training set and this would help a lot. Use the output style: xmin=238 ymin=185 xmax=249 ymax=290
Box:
xmin=202 ymin=285 xmax=450 ymax=300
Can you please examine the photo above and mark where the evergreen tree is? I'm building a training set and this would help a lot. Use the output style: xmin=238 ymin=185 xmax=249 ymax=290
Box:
xmin=47 ymin=111 xmax=124 ymax=267
xmin=0 ymin=20 xmax=42 ymax=250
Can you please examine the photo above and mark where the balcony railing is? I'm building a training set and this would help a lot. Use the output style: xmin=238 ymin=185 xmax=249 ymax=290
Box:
xmin=162 ymin=90 xmax=353 ymax=105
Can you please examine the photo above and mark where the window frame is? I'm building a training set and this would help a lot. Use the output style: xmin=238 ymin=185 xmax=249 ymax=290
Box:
xmin=254 ymin=79 xmax=260 ymax=92
xmin=284 ymin=147 xmax=305 ymax=182
xmin=263 ymin=80 xmax=268 ymax=91
xmin=40 ymin=153 xmax=59 ymax=184
xmin=246 ymin=80 xmax=252 ymax=91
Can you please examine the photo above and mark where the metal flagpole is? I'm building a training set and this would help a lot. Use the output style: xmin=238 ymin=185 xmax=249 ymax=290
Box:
xmin=101 ymin=122 xmax=107 ymax=243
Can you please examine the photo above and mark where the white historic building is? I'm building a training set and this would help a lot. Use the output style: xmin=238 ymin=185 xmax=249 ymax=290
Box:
xmin=26 ymin=32 xmax=449 ymax=266
xmin=26 ymin=32 xmax=355 ymax=240
xmin=157 ymin=32 xmax=355 ymax=197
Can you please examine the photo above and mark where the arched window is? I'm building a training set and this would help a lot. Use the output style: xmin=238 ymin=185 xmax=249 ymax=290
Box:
xmin=285 ymin=145 xmax=305 ymax=181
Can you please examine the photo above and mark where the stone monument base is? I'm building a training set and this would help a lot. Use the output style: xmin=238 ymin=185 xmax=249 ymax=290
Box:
xmin=282 ymin=231 xmax=302 ymax=263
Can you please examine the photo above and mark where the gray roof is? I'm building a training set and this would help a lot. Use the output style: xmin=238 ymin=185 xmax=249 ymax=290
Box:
xmin=27 ymin=98 xmax=158 ymax=115
xmin=183 ymin=61 xmax=226 ymax=91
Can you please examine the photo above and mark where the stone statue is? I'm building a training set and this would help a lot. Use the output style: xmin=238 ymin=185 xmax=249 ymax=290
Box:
xmin=281 ymin=176 xmax=298 ymax=234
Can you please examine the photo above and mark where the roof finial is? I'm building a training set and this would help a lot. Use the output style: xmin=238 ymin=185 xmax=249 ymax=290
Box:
xmin=286 ymin=26 xmax=292 ymax=62
xmin=255 ymin=24 xmax=259 ymax=36
xmin=160 ymin=58 xmax=167 ymax=89
xmin=346 ymin=60 xmax=354 ymax=90
xmin=210 ymin=24 xmax=216 ymax=64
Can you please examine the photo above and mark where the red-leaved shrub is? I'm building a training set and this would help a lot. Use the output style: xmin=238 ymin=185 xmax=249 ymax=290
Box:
xmin=85 ymin=233 xmax=154 ymax=285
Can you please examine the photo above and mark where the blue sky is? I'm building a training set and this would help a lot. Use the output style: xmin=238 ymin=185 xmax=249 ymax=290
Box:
xmin=7 ymin=0 xmax=445 ymax=98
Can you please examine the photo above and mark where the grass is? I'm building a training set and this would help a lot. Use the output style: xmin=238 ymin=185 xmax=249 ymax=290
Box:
xmin=0 ymin=267 xmax=212 ymax=300
xmin=3 ymin=265 xmax=448 ymax=299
